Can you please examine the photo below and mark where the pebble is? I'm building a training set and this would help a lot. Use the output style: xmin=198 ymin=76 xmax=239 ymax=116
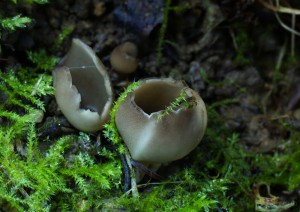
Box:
xmin=93 ymin=2 xmax=106 ymax=16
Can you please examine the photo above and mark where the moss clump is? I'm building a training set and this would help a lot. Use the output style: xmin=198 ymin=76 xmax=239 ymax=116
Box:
xmin=3 ymin=68 xmax=299 ymax=210
xmin=0 ymin=14 xmax=31 ymax=31
xmin=232 ymin=26 xmax=254 ymax=66
xmin=115 ymin=172 xmax=231 ymax=211
xmin=0 ymin=68 xmax=123 ymax=211
xmin=0 ymin=2 xmax=122 ymax=208
xmin=103 ymin=81 xmax=141 ymax=153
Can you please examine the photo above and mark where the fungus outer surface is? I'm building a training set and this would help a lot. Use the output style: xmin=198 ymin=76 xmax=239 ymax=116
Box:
xmin=115 ymin=78 xmax=207 ymax=163
xmin=110 ymin=41 xmax=138 ymax=74
xmin=53 ymin=39 xmax=113 ymax=132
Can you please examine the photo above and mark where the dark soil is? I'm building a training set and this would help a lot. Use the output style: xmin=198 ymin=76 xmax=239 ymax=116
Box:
xmin=1 ymin=0 xmax=300 ymax=210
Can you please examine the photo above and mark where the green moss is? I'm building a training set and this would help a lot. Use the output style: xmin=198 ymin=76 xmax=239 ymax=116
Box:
xmin=199 ymin=68 xmax=246 ymax=93
xmin=0 ymin=15 xmax=31 ymax=31
xmin=52 ymin=25 xmax=74 ymax=52
xmin=0 ymin=14 xmax=31 ymax=53
xmin=3 ymin=64 xmax=298 ymax=210
xmin=103 ymin=81 xmax=141 ymax=153
xmin=115 ymin=171 xmax=231 ymax=211
xmin=0 ymin=67 xmax=123 ymax=210
xmin=0 ymin=2 xmax=122 ymax=208
xmin=253 ymin=121 xmax=300 ymax=192
xmin=157 ymin=88 xmax=195 ymax=120
xmin=27 ymin=50 xmax=60 ymax=71
xmin=2 ymin=44 xmax=299 ymax=211
xmin=156 ymin=1 xmax=188 ymax=65
xmin=232 ymin=27 xmax=253 ymax=66
xmin=156 ymin=0 xmax=171 ymax=65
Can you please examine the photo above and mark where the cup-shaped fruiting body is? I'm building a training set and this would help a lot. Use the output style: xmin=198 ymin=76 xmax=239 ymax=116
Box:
xmin=53 ymin=39 xmax=113 ymax=132
xmin=115 ymin=78 xmax=207 ymax=163
xmin=110 ymin=41 xmax=138 ymax=74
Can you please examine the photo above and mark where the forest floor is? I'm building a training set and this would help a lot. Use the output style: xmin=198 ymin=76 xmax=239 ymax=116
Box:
xmin=1 ymin=0 xmax=300 ymax=211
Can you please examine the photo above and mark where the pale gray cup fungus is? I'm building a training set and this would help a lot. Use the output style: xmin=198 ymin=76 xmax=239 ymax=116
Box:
xmin=53 ymin=39 xmax=113 ymax=132
xmin=110 ymin=41 xmax=138 ymax=74
xmin=115 ymin=78 xmax=207 ymax=178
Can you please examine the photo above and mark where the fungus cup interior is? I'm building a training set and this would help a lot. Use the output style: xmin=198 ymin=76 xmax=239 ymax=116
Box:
xmin=133 ymin=81 xmax=183 ymax=115
xmin=70 ymin=67 xmax=109 ymax=113
xmin=53 ymin=39 xmax=113 ymax=132
xmin=60 ymin=38 xmax=112 ymax=116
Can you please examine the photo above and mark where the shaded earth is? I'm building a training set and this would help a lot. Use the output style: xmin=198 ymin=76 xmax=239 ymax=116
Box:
xmin=1 ymin=0 xmax=300 ymax=210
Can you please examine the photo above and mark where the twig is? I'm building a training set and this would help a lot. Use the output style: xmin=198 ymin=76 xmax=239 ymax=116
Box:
xmin=275 ymin=40 xmax=286 ymax=72
xmin=259 ymin=0 xmax=300 ymax=56
xmin=258 ymin=0 xmax=300 ymax=15
xmin=124 ymin=148 xmax=139 ymax=198
xmin=120 ymin=154 xmax=131 ymax=192
xmin=291 ymin=13 xmax=295 ymax=56
xmin=31 ymin=75 xmax=43 ymax=95
xmin=274 ymin=11 xmax=300 ymax=36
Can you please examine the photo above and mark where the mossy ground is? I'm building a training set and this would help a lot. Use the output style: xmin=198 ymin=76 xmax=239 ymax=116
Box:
xmin=1 ymin=0 xmax=300 ymax=211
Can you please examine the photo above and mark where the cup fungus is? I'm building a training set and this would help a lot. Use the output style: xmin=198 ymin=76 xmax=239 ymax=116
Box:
xmin=115 ymin=78 xmax=207 ymax=167
xmin=53 ymin=38 xmax=113 ymax=132
xmin=110 ymin=41 xmax=138 ymax=74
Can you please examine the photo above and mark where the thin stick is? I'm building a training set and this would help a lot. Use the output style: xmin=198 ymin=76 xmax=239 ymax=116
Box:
xmin=31 ymin=75 xmax=43 ymax=95
xmin=124 ymin=148 xmax=139 ymax=198
xmin=258 ymin=0 xmax=300 ymax=15
xmin=120 ymin=154 xmax=131 ymax=192
xmin=259 ymin=0 xmax=300 ymax=38
xmin=291 ymin=13 xmax=295 ymax=56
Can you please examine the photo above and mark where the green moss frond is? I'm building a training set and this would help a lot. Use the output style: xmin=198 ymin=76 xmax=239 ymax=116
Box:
xmin=103 ymin=81 xmax=141 ymax=152
xmin=200 ymin=68 xmax=246 ymax=93
xmin=0 ymin=109 xmax=122 ymax=210
xmin=156 ymin=1 xmax=188 ymax=65
xmin=0 ymin=70 xmax=53 ymax=111
xmin=252 ymin=122 xmax=300 ymax=191
xmin=0 ymin=65 xmax=121 ymax=211
xmin=156 ymin=0 xmax=171 ymax=65
xmin=232 ymin=26 xmax=253 ymax=66
xmin=0 ymin=3 xmax=123 ymax=209
xmin=27 ymin=50 xmax=60 ymax=71
xmin=157 ymin=88 xmax=195 ymax=120
xmin=115 ymin=170 xmax=231 ymax=211
xmin=0 ymin=15 xmax=31 ymax=31
xmin=52 ymin=25 xmax=74 ymax=51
